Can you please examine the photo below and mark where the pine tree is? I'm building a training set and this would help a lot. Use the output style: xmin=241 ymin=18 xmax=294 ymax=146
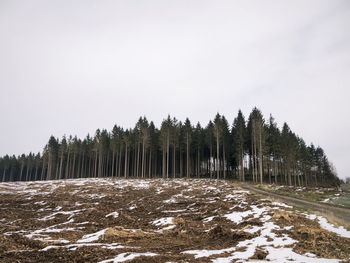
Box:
xmin=232 ymin=110 xmax=246 ymax=181
xmin=184 ymin=118 xmax=192 ymax=178
xmin=213 ymin=113 xmax=222 ymax=179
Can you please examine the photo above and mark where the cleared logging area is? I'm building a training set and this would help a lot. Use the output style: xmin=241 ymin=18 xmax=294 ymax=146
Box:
xmin=0 ymin=179 xmax=349 ymax=263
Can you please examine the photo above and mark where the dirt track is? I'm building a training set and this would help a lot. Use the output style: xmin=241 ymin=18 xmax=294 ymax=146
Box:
xmin=0 ymin=178 xmax=349 ymax=263
xmin=241 ymin=184 xmax=350 ymax=227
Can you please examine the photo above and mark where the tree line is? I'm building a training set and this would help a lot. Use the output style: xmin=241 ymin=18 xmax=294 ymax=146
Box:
xmin=0 ymin=108 xmax=340 ymax=186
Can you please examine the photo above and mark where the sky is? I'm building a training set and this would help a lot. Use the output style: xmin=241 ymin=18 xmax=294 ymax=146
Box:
xmin=0 ymin=0 xmax=349 ymax=179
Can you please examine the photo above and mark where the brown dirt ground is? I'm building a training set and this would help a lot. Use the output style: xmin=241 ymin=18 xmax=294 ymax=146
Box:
xmin=0 ymin=178 xmax=349 ymax=263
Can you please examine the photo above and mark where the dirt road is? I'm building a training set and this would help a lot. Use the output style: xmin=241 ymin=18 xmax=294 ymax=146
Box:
xmin=241 ymin=184 xmax=350 ymax=227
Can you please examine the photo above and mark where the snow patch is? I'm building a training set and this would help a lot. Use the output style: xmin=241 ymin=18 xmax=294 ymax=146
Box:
xmin=42 ymin=242 xmax=126 ymax=251
xmin=106 ymin=212 xmax=119 ymax=218
xmin=152 ymin=217 xmax=174 ymax=226
xmin=98 ymin=252 xmax=157 ymax=263
xmin=77 ymin=229 xmax=107 ymax=243
xmin=271 ymin=201 xmax=292 ymax=208
xmin=224 ymin=205 xmax=266 ymax=224
xmin=305 ymin=214 xmax=350 ymax=238
xmin=203 ymin=216 xmax=215 ymax=222
xmin=182 ymin=247 xmax=235 ymax=258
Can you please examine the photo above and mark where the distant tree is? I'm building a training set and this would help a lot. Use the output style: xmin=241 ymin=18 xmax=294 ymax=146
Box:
xmin=248 ymin=108 xmax=265 ymax=184
xmin=47 ymin=136 xmax=59 ymax=180
xmin=213 ymin=113 xmax=222 ymax=179
xmin=58 ymin=136 xmax=67 ymax=180
xmin=205 ymin=121 xmax=214 ymax=178
xmin=232 ymin=110 xmax=246 ymax=181
xmin=184 ymin=118 xmax=192 ymax=178
xmin=221 ymin=116 xmax=230 ymax=179
xmin=266 ymin=115 xmax=280 ymax=184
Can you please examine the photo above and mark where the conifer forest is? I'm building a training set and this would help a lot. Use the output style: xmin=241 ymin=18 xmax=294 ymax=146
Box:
xmin=0 ymin=108 xmax=339 ymax=187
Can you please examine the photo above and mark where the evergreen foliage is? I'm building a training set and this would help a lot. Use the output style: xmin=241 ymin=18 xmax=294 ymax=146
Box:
xmin=0 ymin=108 xmax=340 ymax=186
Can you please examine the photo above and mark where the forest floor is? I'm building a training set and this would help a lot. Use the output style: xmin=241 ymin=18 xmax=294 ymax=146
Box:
xmin=0 ymin=178 xmax=350 ymax=263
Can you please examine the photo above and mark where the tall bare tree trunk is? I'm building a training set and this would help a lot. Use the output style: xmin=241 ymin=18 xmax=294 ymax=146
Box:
xmin=180 ymin=149 xmax=183 ymax=177
xmin=20 ymin=163 xmax=24 ymax=181
xmin=173 ymin=145 xmax=176 ymax=178
xmin=241 ymin=151 xmax=245 ymax=181
xmin=136 ymin=142 xmax=140 ymax=178
xmin=94 ymin=151 xmax=98 ymax=178
xmin=71 ymin=153 xmax=76 ymax=179
xmin=41 ymin=156 xmax=46 ymax=181
xmin=216 ymin=131 xmax=219 ymax=179
xmin=2 ymin=168 xmax=6 ymax=182
xmin=259 ymin=126 xmax=263 ymax=184
xmin=210 ymin=144 xmax=213 ymax=178
xmin=118 ymin=147 xmax=122 ymax=177
xmin=148 ymin=148 xmax=152 ymax=178
xmin=186 ymin=135 xmax=189 ymax=178
xmin=124 ymin=144 xmax=128 ymax=178
xmin=111 ymin=150 xmax=115 ymax=177
xmin=162 ymin=145 xmax=166 ymax=178
xmin=77 ymin=154 xmax=81 ymax=179
xmin=223 ymin=142 xmax=226 ymax=179
xmin=141 ymin=142 xmax=145 ymax=178
xmin=80 ymin=153 xmax=85 ymax=178
xmin=166 ymin=132 xmax=169 ymax=179
xmin=25 ymin=164 xmax=30 ymax=181
xmin=197 ymin=152 xmax=200 ymax=177
xmin=47 ymin=153 xmax=52 ymax=180
xmin=59 ymin=151 xmax=64 ymax=179
xmin=35 ymin=163 xmax=38 ymax=181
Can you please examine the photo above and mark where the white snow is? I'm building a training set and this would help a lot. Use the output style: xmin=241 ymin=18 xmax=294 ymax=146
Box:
xmin=212 ymin=247 xmax=340 ymax=263
xmin=224 ymin=205 xmax=267 ymax=224
xmin=271 ymin=201 xmax=292 ymax=208
xmin=211 ymin=213 xmax=342 ymax=263
xmin=25 ymin=227 xmax=77 ymax=237
xmin=305 ymin=214 xmax=350 ymax=238
xmin=152 ymin=217 xmax=176 ymax=232
xmin=42 ymin=242 xmax=126 ymax=251
xmin=224 ymin=210 xmax=253 ymax=224
xmin=128 ymin=204 xmax=137 ymax=210
xmin=212 ymin=221 xmax=296 ymax=263
xmin=38 ymin=209 xmax=82 ymax=221
xmin=243 ymin=225 xmax=263 ymax=234
xmin=20 ymin=218 xmax=80 ymax=243
xmin=77 ymin=229 xmax=107 ymax=243
xmin=81 ymin=193 xmax=107 ymax=199
xmin=76 ymin=221 xmax=90 ymax=225
xmin=98 ymin=252 xmax=157 ymax=263
xmin=263 ymin=247 xmax=339 ymax=263
xmin=152 ymin=217 xmax=174 ymax=226
xmin=106 ymin=212 xmax=119 ymax=218
xmin=34 ymin=201 xmax=47 ymax=205
xmin=163 ymin=193 xmax=184 ymax=204
xmin=203 ymin=216 xmax=215 ymax=222
xmin=155 ymin=225 xmax=176 ymax=232
xmin=162 ymin=209 xmax=187 ymax=213
xmin=182 ymin=247 xmax=235 ymax=258
xmin=31 ymin=237 xmax=70 ymax=243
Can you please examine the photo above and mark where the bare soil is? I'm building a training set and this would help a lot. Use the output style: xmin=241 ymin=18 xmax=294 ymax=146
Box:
xmin=0 ymin=178 xmax=349 ymax=263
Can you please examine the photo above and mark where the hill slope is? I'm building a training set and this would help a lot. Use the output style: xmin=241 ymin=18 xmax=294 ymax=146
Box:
xmin=1 ymin=178 xmax=349 ymax=262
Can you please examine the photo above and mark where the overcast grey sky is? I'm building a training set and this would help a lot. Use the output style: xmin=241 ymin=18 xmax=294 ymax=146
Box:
xmin=0 ymin=0 xmax=349 ymax=179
